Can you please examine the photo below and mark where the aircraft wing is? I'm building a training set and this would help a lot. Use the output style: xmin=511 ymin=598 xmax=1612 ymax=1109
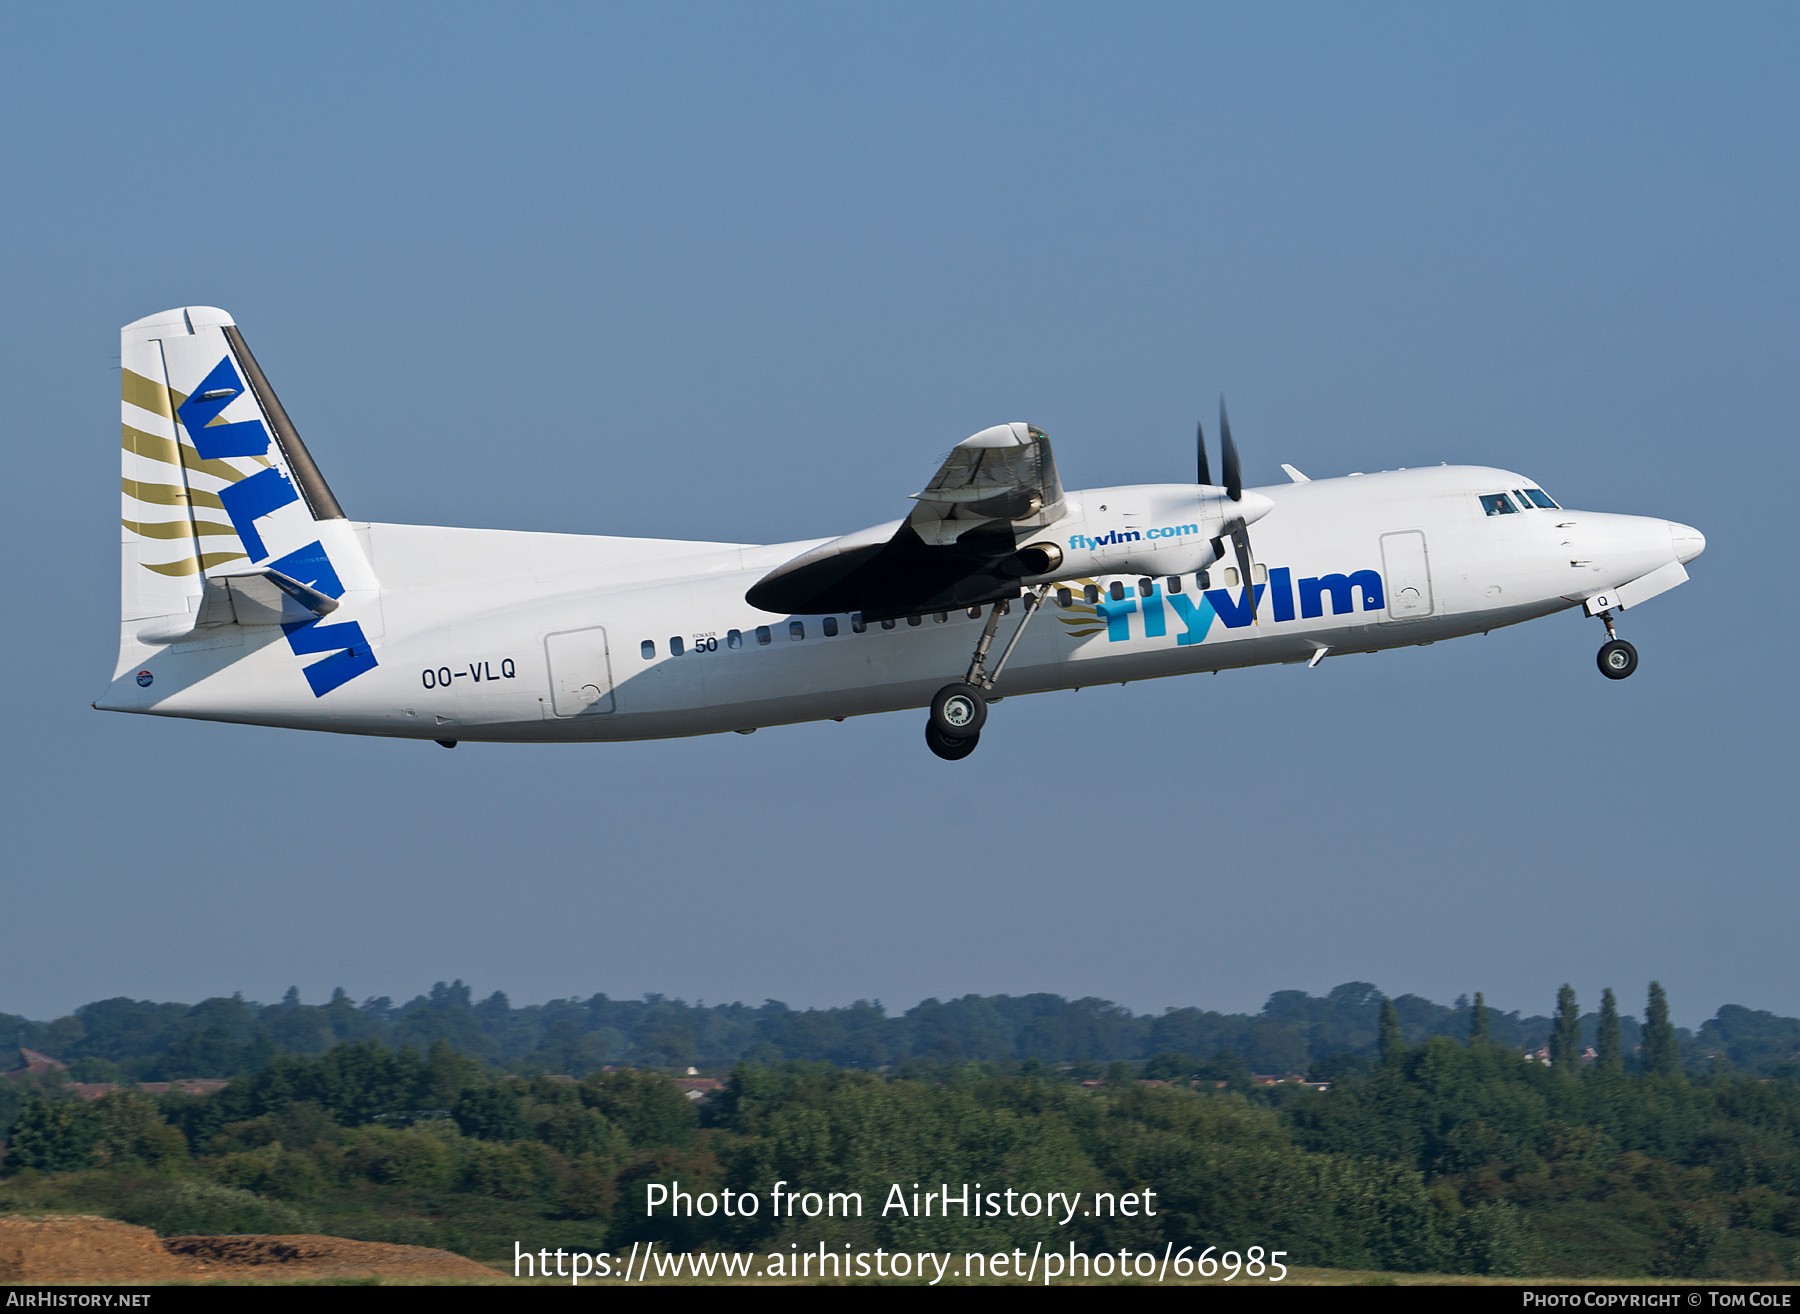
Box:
xmin=746 ymin=423 xmax=1067 ymax=622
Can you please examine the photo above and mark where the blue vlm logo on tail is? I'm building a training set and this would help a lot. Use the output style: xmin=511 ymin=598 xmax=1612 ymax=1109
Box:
xmin=1089 ymin=567 xmax=1385 ymax=643
xmin=179 ymin=356 xmax=378 ymax=699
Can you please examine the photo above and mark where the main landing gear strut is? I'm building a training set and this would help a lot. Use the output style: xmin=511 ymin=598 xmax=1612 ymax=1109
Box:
xmin=925 ymin=585 xmax=1051 ymax=760
xmin=1594 ymin=609 xmax=1639 ymax=680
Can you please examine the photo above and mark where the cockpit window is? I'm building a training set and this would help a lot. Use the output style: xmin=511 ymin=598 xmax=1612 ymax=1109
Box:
xmin=1521 ymin=488 xmax=1559 ymax=509
xmin=1479 ymin=493 xmax=1519 ymax=516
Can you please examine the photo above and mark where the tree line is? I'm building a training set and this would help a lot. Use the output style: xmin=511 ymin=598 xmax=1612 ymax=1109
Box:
xmin=0 ymin=985 xmax=1795 ymax=1278
xmin=6 ymin=979 xmax=1796 ymax=1086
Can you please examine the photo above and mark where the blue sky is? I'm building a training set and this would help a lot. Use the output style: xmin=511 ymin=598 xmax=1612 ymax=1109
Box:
xmin=3 ymin=3 xmax=1794 ymax=1027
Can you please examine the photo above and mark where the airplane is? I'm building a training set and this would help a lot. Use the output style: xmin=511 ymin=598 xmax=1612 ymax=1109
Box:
xmin=100 ymin=306 xmax=1705 ymax=761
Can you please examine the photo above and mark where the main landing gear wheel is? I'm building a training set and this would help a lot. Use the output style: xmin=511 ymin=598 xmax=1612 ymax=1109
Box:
xmin=926 ymin=723 xmax=980 ymax=760
xmin=1597 ymin=639 xmax=1639 ymax=680
xmin=929 ymin=683 xmax=987 ymax=739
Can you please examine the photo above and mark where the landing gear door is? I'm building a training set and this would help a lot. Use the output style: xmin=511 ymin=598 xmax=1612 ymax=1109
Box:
xmin=546 ymin=627 xmax=616 ymax=716
xmin=1380 ymin=531 xmax=1434 ymax=620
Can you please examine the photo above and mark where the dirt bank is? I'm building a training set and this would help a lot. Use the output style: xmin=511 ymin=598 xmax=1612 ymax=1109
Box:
xmin=0 ymin=1215 xmax=499 ymax=1283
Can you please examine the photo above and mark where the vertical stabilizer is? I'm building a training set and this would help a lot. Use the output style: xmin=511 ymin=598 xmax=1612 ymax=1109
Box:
xmin=112 ymin=308 xmax=380 ymax=698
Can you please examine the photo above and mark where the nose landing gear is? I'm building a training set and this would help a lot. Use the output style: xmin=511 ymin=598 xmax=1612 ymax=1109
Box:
xmin=1594 ymin=610 xmax=1639 ymax=680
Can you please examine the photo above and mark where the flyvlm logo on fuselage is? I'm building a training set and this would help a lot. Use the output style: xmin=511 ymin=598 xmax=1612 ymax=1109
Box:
xmin=1077 ymin=566 xmax=1385 ymax=644
xmin=1067 ymin=523 xmax=1205 ymax=552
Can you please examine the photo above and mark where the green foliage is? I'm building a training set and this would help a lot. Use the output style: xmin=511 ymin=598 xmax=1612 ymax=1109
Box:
xmin=1140 ymin=1052 xmax=1191 ymax=1082
xmin=1644 ymin=982 xmax=1679 ymax=1076
xmin=1195 ymin=1050 xmax=1253 ymax=1095
xmin=1451 ymin=1201 xmax=1538 ymax=1275
xmin=1699 ymin=1007 xmax=1800 ymax=1075
xmin=5 ymin=982 xmax=1799 ymax=1279
xmin=1468 ymin=993 xmax=1490 ymax=1047
xmin=5 ymin=1090 xmax=185 ymax=1173
xmin=1598 ymin=989 xmax=1623 ymax=1072
xmin=7 ymin=1098 xmax=102 ymax=1172
xmin=112 ymin=1178 xmax=314 ymax=1236
xmin=11 ymin=978 xmax=1767 ymax=1081
xmin=1652 ymin=1209 xmax=1725 ymax=1277
xmin=1552 ymin=986 xmax=1581 ymax=1071
xmin=1378 ymin=1000 xmax=1405 ymax=1067
xmin=452 ymin=1083 xmax=526 ymax=1141
xmin=578 ymin=1069 xmax=698 ymax=1148
xmin=0 ymin=1080 xmax=23 ymax=1143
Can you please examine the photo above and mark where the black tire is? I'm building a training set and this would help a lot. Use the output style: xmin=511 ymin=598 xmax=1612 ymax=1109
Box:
xmin=1597 ymin=639 xmax=1638 ymax=680
xmin=929 ymin=683 xmax=987 ymax=739
xmin=926 ymin=723 xmax=980 ymax=760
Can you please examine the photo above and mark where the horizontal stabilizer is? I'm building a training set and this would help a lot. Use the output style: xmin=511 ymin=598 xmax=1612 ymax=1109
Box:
xmin=144 ymin=569 xmax=340 ymax=643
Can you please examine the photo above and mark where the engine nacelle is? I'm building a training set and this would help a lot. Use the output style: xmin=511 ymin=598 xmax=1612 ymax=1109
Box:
xmin=1000 ymin=541 xmax=1064 ymax=578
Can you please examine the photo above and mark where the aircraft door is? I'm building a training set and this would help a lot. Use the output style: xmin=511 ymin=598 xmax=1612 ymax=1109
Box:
xmin=545 ymin=627 xmax=616 ymax=715
xmin=1380 ymin=531 xmax=1434 ymax=620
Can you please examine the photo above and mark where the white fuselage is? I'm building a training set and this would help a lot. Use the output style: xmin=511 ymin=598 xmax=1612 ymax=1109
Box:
xmin=98 ymin=466 xmax=1699 ymax=742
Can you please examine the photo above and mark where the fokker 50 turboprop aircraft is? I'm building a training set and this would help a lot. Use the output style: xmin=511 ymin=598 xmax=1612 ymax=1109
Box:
xmin=101 ymin=307 xmax=1705 ymax=760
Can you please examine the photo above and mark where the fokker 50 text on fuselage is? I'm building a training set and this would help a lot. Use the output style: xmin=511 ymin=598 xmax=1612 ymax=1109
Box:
xmin=100 ymin=307 xmax=1705 ymax=760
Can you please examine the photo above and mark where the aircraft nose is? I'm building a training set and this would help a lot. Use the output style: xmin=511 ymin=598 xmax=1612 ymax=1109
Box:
xmin=1668 ymin=521 xmax=1705 ymax=565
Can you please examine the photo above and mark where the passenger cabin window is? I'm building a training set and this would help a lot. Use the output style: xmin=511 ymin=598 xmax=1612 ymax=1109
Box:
xmin=641 ymin=639 xmax=655 ymax=659
xmin=1522 ymin=488 xmax=1559 ymax=509
xmin=934 ymin=612 xmax=948 ymax=623
xmin=1253 ymin=563 xmax=1268 ymax=585
xmin=1138 ymin=577 xmax=1153 ymax=597
xmin=881 ymin=618 xmax=897 ymax=630
xmin=823 ymin=616 xmax=839 ymax=637
xmin=1166 ymin=576 xmax=1182 ymax=594
xmin=670 ymin=636 xmax=685 ymax=656
xmin=727 ymin=629 xmax=742 ymax=649
xmin=756 ymin=625 xmax=772 ymax=646
xmin=1198 ymin=570 xmax=1211 ymax=589
xmin=1084 ymin=584 xmax=1099 ymax=604
xmin=789 ymin=620 xmax=805 ymax=641
xmin=1221 ymin=566 xmax=1240 ymax=587
xmin=1480 ymin=493 xmax=1519 ymax=516
xmin=1056 ymin=588 xmax=1072 ymax=607
xmin=1109 ymin=581 xmax=1125 ymax=602
xmin=967 ymin=606 xmax=982 ymax=619
xmin=907 ymin=615 xmax=922 ymax=627
xmin=851 ymin=613 xmax=866 ymax=633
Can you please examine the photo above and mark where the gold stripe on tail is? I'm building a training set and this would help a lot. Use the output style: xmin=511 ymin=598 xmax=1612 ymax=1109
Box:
xmin=140 ymin=551 xmax=248 ymax=576
xmin=122 ymin=424 xmax=266 ymax=482
xmin=122 ymin=518 xmax=237 ymax=539
xmin=121 ymin=368 xmax=174 ymax=418
xmin=122 ymin=478 xmax=226 ymax=511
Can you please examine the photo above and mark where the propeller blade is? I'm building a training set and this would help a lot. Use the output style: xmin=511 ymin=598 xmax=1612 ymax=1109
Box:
xmin=1196 ymin=420 xmax=1212 ymax=488
xmin=1230 ymin=522 xmax=1259 ymax=626
xmin=1220 ymin=397 xmax=1242 ymax=502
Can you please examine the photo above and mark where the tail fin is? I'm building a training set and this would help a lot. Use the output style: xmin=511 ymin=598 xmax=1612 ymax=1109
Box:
xmin=115 ymin=307 xmax=379 ymax=694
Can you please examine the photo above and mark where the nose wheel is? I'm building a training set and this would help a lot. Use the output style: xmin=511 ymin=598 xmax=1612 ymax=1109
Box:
xmin=1598 ymin=638 xmax=1638 ymax=680
xmin=1593 ymin=609 xmax=1639 ymax=680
